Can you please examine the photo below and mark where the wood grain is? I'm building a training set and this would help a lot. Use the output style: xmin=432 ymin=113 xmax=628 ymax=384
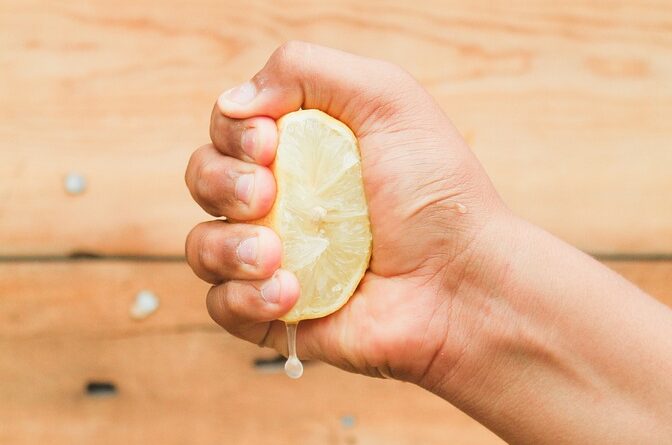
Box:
xmin=1 ymin=0 xmax=671 ymax=256
xmin=1 ymin=260 xmax=670 ymax=444
xmin=2 ymin=2 xmax=670 ymax=442
xmin=0 ymin=261 xmax=503 ymax=445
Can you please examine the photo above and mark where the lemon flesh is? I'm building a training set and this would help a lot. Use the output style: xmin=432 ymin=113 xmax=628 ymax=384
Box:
xmin=263 ymin=109 xmax=372 ymax=323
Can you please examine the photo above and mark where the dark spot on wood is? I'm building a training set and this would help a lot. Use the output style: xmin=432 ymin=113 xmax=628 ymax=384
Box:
xmin=253 ymin=354 xmax=285 ymax=373
xmin=85 ymin=381 xmax=117 ymax=397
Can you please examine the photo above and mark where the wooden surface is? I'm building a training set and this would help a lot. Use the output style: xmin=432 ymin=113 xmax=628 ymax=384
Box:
xmin=0 ymin=262 xmax=503 ymax=445
xmin=2 ymin=0 xmax=672 ymax=255
xmin=1 ymin=260 xmax=670 ymax=445
xmin=2 ymin=0 xmax=672 ymax=444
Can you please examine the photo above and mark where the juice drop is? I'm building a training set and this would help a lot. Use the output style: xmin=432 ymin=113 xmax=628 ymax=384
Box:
xmin=284 ymin=322 xmax=303 ymax=379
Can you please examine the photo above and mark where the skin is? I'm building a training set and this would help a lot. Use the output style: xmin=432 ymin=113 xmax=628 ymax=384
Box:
xmin=185 ymin=42 xmax=672 ymax=444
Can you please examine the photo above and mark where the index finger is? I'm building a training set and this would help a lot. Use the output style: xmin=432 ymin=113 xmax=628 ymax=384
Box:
xmin=209 ymin=109 xmax=278 ymax=166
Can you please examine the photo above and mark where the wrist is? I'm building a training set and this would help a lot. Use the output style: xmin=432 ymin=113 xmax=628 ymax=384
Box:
xmin=418 ymin=210 xmax=672 ymax=443
xmin=417 ymin=210 xmax=526 ymax=394
xmin=418 ymin=213 xmax=588 ymax=442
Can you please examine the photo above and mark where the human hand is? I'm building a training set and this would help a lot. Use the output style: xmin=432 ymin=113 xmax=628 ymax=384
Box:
xmin=185 ymin=41 xmax=507 ymax=384
xmin=185 ymin=42 xmax=672 ymax=444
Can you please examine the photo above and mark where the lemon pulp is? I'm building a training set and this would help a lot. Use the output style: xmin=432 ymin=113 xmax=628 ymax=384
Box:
xmin=261 ymin=109 xmax=372 ymax=323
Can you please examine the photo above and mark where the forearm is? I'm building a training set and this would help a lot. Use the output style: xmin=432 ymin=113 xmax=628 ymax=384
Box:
xmin=424 ymin=214 xmax=672 ymax=444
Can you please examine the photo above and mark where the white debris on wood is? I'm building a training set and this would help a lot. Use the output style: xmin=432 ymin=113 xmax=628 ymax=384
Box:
xmin=340 ymin=415 xmax=356 ymax=429
xmin=130 ymin=290 xmax=159 ymax=320
xmin=64 ymin=172 xmax=87 ymax=195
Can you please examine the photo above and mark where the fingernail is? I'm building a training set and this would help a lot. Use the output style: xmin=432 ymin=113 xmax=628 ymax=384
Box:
xmin=218 ymin=81 xmax=256 ymax=109
xmin=261 ymin=275 xmax=281 ymax=304
xmin=235 ymin=173 xmax=254 ymax=204
xmin=237 ymin=237 xmax=258 ymax=265
xmin=241 ymin=127 xmax=258 ymax=160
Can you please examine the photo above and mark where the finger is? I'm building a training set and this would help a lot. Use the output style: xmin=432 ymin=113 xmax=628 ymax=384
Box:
xmin=186 ymin=220 xmax=282 ymax=284
xmin=215 ymin=41 xmax=428 ymax=134
xmin=206 ymin=281 xmax=364 ymax=370
xmin=209 ymin=113 xmax=277 ymax=166
xmin=256 ymin=315 xmax=340 ymax=361
xmin=206 ymin=269 xmax=300 ymax=341
xmin=185 ymin=144 xmax=275 ymax=219
xmin=205 ymin=267 xmax=327 ymax=361
xmin=214 ymin=302 xmax=354 ymax=370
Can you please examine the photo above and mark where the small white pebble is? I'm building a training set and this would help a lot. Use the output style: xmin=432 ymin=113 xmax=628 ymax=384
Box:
xmin=130 ymin=290 xmax=159 ymax=320
xmin=340 ymin=415 xmax=356 ymax=429
xmin=64 ymin=172 xmax=87 ymax=195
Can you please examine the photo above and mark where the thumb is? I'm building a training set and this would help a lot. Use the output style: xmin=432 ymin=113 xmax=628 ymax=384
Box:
xmin=216 ymin=41 xmax=429 ymax=134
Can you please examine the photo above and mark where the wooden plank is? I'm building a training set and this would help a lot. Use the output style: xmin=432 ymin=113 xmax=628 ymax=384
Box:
xmin=1 ymin=260 xmax=670 ymax=444
xmin=0 ymin=261 xmax=503 ymax=444
xmin=1 ymin=0 xmax=671 ymax=256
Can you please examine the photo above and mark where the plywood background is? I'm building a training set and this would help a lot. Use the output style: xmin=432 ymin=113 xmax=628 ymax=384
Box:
xmin=2 ymin=0 xmax=672 ymax=256
xmin=1 ymin=261 xmax=670 ymax=444
xmin=1 ymin=0 xmax=671 ymax=443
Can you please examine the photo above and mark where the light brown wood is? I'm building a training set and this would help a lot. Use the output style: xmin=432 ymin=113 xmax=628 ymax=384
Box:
xmin=1 ymin=0 xmax=671 ymax=256
xmin=3 ymin=2 xmax=670 ymax=441
xmin=1 ymin=260 xmax=670 ymax=444
xmin=0 ymin=261 xmax=503 ymax=444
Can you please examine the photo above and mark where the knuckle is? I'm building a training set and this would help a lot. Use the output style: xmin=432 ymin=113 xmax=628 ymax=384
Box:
xmin=378 ymin=60 xmax=416 ymax=87
xmin=197 ymin=229 xmax=221 ymax=275
xmin=217 ymin=281 xmax=247 ymax=319
xmin=184 ymin=159 xmax=192 ymax=187
xmin=210 ymin=112 xmax=239 ymax=148
xmin=273 ymin=40 xmax=312 ymax=68
xmin=197 ymin=156 xmax=218 ymax=187
xmin=209 ymin=107 xmax=221 ymax=142
xmin=206 ymin=284 xmax=228 ymax=326
xmin=277 ymin=39 xmax=308 ymax=56
xmin=186 ymin=147 xmax=204 ymax=187
xmin=193 ymin=143 xmax=213 ymax=160
xmin=185 ymin=225 xmax=199 ymax=260
xmin=195 ymin=162 xmax=225 ymax=210
xmin=189 ymin=146 xmax=213 ymax=188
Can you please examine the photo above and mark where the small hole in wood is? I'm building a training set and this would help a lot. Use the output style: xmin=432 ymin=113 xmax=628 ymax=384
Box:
xmin=253 ymin=354 xmax=286 ymax=373
xmin=85 ymin=381 xmax=117 ymax=397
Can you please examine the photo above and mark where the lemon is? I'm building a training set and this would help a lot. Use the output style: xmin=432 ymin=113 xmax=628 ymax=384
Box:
xmin=259 ymin=109 xmax=372 ymax=323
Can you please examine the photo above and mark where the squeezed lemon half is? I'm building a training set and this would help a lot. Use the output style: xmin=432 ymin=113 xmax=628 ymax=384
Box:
xmin=257 ymin=109 xmax=372 ymax=323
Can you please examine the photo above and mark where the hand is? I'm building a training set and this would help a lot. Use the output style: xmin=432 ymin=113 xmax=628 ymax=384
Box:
xmin=185 ymin=41 xmax=507 ymax=383
xmin=185 ymin=42 xmax=672 ymax=444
